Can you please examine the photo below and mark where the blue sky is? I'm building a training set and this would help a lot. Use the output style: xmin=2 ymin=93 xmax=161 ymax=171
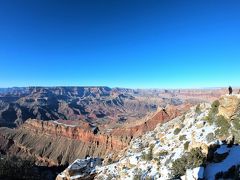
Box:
xmin=0 ymin=0 xmax=240 ymax=88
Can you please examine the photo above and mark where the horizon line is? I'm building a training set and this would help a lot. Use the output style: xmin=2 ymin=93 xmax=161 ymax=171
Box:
xmin=0 ymin=85 xmax=238 ymax=90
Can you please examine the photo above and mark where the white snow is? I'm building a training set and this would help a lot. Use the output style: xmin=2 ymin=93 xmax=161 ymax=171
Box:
xmin=129 ymin=155 xmax=139 ymax=165
xmin=184 ymin=167 xmax=204 ymax=180
xmin=53 ymin=120 xmax=77 ymax=127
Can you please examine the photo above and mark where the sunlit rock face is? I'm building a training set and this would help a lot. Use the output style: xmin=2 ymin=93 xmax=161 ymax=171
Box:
xmin=218 ymin=94 xmax=240 ymax=119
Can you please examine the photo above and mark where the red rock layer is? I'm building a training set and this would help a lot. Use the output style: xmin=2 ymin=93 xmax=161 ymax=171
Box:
xmin=21 ymin=119 xmax=127 ymax=151
xmin=111 ymin=104 xmax=190 ymax=138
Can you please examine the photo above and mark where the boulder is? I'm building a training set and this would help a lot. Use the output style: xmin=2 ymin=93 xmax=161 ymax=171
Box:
xmin=56 ymin=157 xmax=102 ymax=180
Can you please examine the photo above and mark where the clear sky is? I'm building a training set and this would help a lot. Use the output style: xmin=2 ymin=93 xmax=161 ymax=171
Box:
xmin=0 ymin=0 xmax=240 ymax=88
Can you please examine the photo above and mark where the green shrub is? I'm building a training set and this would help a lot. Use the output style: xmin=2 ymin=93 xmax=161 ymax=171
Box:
xmin=171 ymin=155 xmax=188 ymax=177
xmin=229 ymin=115 xmax=240 ymax=143
xmin=133 ymin=168 xmax=142 ymax=180
xmin=187 ymin=148 xmax=205 ymax=166
xmin=133 ymin=174 xmax=141 ymax=180
xmin=158 ymin=150 xmax=168 ymax=157
xmin=215 ymin=115 xmax=230 ymax=137
xmin=205 ymin=115 xmax=214 ymax=125
xmin=195 ymin=104 xmax=201 ymax=114
xmin=142 ymin=152 xmax=147 ymax=160
xmin=145 ymin=176 xmax=152 ymax=180
xmin=180 ymin=114 xmax=186 ymax=122
xmin=107 ymin=158 xmax=113 ymax=165
xmin=142 ymin=144 xmax=154 ymax=161
xmin=206 ymin=133 xmax=215 ymax=143
xmin=174 ymin=128 xmax=181 ymax=135
xmin=179 ymin=135 xmax=187 ymax=141
xmin=232 ymin=117 xmax=240 ymax=130
xmin=211 ymin=100 xmax=220 ymax=114
xmin=171 ymin=148 xmax=206 ymax=178
xmin=205 ymin=100 xmax=220 ymax=125
xmin=184 ymin=141 xmax=190 ymax=151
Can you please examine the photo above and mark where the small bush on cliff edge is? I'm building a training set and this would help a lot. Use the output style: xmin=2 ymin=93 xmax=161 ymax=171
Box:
xmin=231 ymin=117 xmax=240 ymax=143
xmin=171 ymin=147 xmax=206 ymax=178
xmin=174 ymin=128 xmax=181 ymax=135
xmin=205 ymin=100 xmax=220 ymax=125
xmin=184 ymin=141 xmax=190 ymax=151
xmin=133 ymin=168 xmax=142 ymax=180
xmin=232 ymin=117 xmax=240 ymax=130
xmin=215 ymin=115 xmax=230 ymax=137
xmin=211 ymin=100 xmax=220 ymax=114
xmin=142 ymin=144 xmax=154 ymax=161
xmin=179 ymin=135 xmax=187 ymax=141
xmin=195 ymin=104 xmax=201 ymax=114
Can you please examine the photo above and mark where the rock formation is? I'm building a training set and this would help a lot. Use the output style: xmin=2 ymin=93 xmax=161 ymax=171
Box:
xmin=0 ymin=119 xmax=127 ymax=166
xmin=218 ymin=94 xmax=240 ymax=119
xmin=56 ymin=158 xmax=102 ymax=180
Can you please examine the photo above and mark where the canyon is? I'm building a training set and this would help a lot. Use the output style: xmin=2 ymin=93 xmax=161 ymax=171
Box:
xmin=0 ymin=86 xmax=229 ymax=179
xmin=0 ymin=87 xmax=227 ymax=128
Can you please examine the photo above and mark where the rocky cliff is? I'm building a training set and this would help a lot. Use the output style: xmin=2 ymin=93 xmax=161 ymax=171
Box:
xmin=0 ymin=119 xmax=128 ymax=166
xmin=110 ymin=104 xmax=191 ymax=138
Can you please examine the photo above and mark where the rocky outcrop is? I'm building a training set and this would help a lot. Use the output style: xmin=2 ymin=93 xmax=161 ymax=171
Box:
xmin=218 ymin=94 xmax=240 ymax=119
xmin=56 ymin=158 xmax=102 ymax=180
